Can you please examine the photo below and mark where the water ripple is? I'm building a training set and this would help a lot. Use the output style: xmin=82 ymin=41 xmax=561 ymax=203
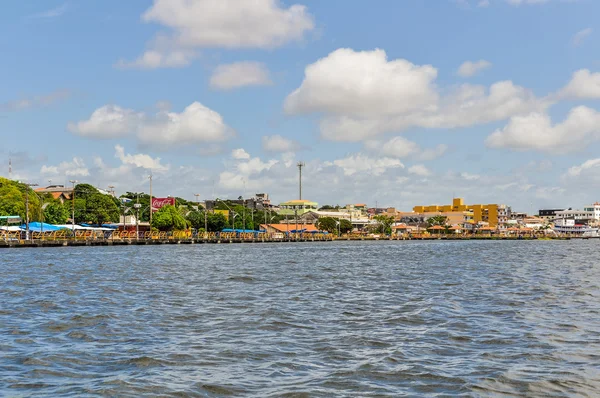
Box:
xmin=1 ymin=240 xmax=600 ymax=396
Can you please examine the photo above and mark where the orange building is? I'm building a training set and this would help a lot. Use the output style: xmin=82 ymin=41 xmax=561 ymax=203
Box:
xmin=413 ymin=198 xmax=508 ymax=227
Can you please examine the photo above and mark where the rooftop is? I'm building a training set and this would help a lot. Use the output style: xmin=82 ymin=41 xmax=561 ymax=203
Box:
xmin=260 ymin=223 xmax=320 ymax=233
xmin=280 ymin=199 xmax=318 ymax=204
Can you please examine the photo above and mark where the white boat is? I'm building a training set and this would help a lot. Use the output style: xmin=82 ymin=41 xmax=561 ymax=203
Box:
xmin=553 ymin=219 xmax=599 ymax=236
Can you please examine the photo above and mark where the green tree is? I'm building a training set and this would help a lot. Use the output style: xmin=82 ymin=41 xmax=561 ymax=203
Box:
xmin=0 ymin=177 xmax=42 ymax=221
xmin=73 ymin=184 xmax=120 ymax=224
xmin=151 ymin=205 xmax=187 ymax=231
xmin=316 ymin=217 xmax=337 ymax=234
xmin=207 ymin=212 xmax=228 ymax=232
xmin=373 ymin=215 xmax=394 ymax=235
xmin=186 ymin=210 xmax=208 ymax=230
xmin=340 ymin=219 xmax=352 ymax=234
xmin=319 ymin=205 xmax=336 ymax=210
xmin=426 ymin=215 xmax=448 ymax=227
xmin=43 ymin=200 xmax=69 ymax=224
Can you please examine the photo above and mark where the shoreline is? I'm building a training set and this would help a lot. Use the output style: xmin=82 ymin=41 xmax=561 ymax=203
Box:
xmin=0 ymin=235 xmax=584 ymax=248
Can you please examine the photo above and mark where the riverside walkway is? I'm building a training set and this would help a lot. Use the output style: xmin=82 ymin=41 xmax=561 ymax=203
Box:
xmin=0 ymin=230 xmax=334 ymax=248
xmin=1 ymin=230 xmax=576 ymax=248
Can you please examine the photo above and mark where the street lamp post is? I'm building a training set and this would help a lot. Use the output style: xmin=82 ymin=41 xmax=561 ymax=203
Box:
xmin=242 ymin=198 xmax=246 ymax=232
xmin=69 ymin=180 xmax=78 ymax=233
xmin=194 ymin=193 xmax=207 ymax=235
xmin=31 ymin=189 xmax=45 ymax=235
xmin=215 ymin=199 xmax=236 ymax=230
xmin=134 ymin=194 xmax=141 ymax=239
xmin=24 ymin=183 xmax=38 ymax=241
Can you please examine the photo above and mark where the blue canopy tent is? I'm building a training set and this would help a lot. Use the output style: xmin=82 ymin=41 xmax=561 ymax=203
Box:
xmin=19 ymin=222 xmax=63 ymax=232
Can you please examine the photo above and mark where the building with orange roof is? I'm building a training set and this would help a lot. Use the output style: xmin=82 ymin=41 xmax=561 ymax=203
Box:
xmin=34 ymin=185 xmax=73 ymax=204
xmin=260 ymin=223 xmax=321 ymax=234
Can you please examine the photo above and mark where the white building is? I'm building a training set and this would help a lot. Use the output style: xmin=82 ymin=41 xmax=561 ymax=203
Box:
xmin=554 ymin=209 xmax=594 ymax=221
xmin=583 ymin=203 xmax=600 ymax=221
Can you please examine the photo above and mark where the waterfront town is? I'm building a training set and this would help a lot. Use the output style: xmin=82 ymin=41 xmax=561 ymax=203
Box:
xmin=1 ymin=175 xmax=599 ymax=242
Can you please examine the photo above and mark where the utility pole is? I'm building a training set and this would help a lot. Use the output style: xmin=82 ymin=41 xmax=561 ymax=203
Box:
xmin=24 ymin=183 xmax=38 ymax=240
xmin=149 ymin=174 xmax=153 ymax=227
xmin=242 ymin=179 xmax=246 ymax=232
xmin=134 ymin=194 xmax=141 ymax=240
xmin=108 ymin=185 xmax=115 ymax=197
xmin=194 ymin=193 xmax=207 ymax=234
xmin=69 ymin=180 xmax=78 ymax=233
xmin=297 ymin=161 xmax=305 ymax=200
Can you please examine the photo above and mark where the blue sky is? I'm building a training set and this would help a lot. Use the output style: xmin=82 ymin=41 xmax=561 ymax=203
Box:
xmin=2 ymin=0 xmax=600 ymax=212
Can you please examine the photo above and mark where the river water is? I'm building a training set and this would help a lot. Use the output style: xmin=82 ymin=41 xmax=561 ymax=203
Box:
xmin=1 ymin=240 xmax=599 ymax=397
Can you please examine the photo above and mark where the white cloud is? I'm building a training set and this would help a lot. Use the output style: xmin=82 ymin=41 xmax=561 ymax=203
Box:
xmin=325 ymin=153 xmax=404 ymax=176
xmin=318 ymin=80 xmax=546 ymax=142
xmin=364 ymin=136 xmax=420 ymax=158
xmin=419 ymin=144 xmax=448 ymax=161
xmin=285 ymin=48 xmax=439 ymax=118
xmin=41 ymin=157 xmax=89 ymax=177
xmin=68 ymin=102 xmax=233 ymax=150
xmin=114 ymin=145 xmax=169 ymax=172
xmin=457 ymin=60 xmax=492 ymax=77
xmin=27 ymin=3 xmax=67 ymax=19
xmin=210 ymin=62 xmax=273 ymax=90
xmin=506 ymin=0 xmax=550 ymax=5
xmin=116 ymin=49 xmax=198 ymax=69
xmin=461 ymin=172 xmax=480 ymax=180
xmin=565 ymin=158 xmax=600 ymax=177
xmin=23 ymin=146 xmax=581 ymax=214
xmin=68 ymin=105 xmax=140 ymax=139
xmin=236 ymin=157 xmax=278 ymax=175
xmin=560 ymin=69 xmax=600 ymax=99
xmin=231 ymin=148 xmax=251 ymax=160
xmin=285 ymin=48 xmax=548 ymax=142
xmin=525 ymin=159 xmax=553 ymax=172
xmin=262 ymin=135 xmax=301 ymax=153
xmin=408 ymin=164 xmax=432 ymax=177
xmin=138 ymin=102 xmax=233 ymax=148
xmin=0 ymin=89 xmax=71 ymax=112
xmin=364 ymin=137 xmax=448 ymax=161
xmin=120 ymin=0 xmax=314 ymax=69
xmin=459 ymin=0 xmax=565 ymax=8
xmin=486 ymin=106 xmax=600 ymax=153
xmin=572 ymin=28 xmax=593 ymax=47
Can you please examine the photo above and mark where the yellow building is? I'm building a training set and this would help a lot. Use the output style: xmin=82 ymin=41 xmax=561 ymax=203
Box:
xmin=413 ymin=198 xmax=508 ymax=227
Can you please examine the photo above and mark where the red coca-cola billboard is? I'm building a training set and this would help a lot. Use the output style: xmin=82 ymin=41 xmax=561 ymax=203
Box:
xmin=152 ymin=197 xmax=176 ymax=212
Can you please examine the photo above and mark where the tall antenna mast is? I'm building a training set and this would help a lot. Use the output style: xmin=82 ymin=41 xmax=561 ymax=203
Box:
xmin=8 ymin=158 xmax=12 ymax=180
xmin=297 ymin=161 xmax=305 ymax=200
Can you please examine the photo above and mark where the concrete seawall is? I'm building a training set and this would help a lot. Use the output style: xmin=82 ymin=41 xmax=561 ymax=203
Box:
xmin=0 ymin=235 xmax=577 ymax=248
